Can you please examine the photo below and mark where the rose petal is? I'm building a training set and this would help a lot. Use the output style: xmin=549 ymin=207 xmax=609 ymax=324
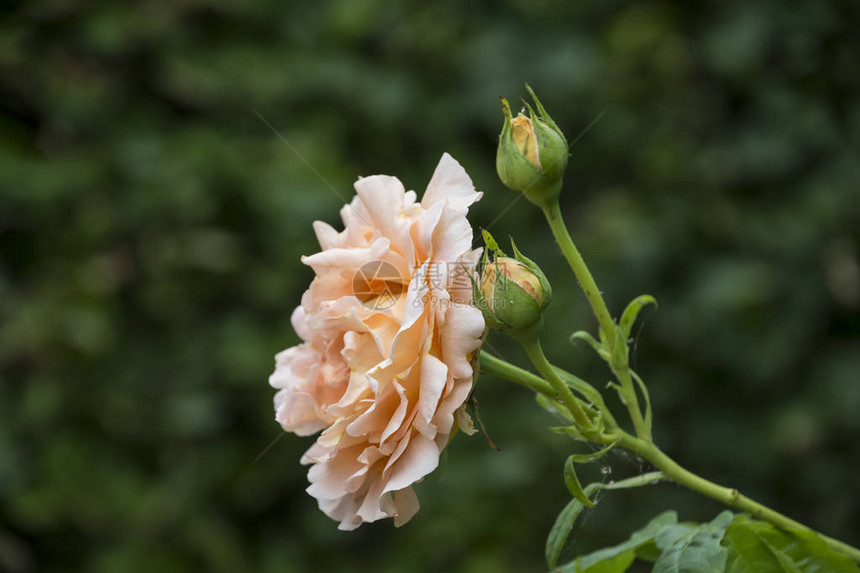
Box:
xmin=422 ymin=153 xmax=482 ymax=212
xmin=383 ymin=432 xmax=439 ymax=493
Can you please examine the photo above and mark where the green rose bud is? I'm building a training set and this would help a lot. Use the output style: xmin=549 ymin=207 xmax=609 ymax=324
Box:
xmin=475 ymin=235 xmax=552 ymax=333
xmin=496 ymin=84 xmax=568 ymax=209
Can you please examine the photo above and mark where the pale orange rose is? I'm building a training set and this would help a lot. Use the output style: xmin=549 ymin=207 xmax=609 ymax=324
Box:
xmin=269 ymin=153 xmax=485 ymax=530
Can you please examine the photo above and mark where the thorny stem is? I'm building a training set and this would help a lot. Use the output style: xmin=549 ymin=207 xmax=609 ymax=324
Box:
xmin=518 ymin=337 xmax=592 ymax=430
xmin=478 ymin=350 xmax=617 ymax=429
xmin=479 ymin=351 xmax=555 ymax=398
xmin=542 ymin=201 xmax=650 ymax=441
xmin=479 ymin=351 xmax=860 ymax=564
xmin=607 ymin=430 xmax=860 ymax=564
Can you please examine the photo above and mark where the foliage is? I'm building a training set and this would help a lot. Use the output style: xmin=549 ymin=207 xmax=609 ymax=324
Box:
xmin=552 ymin=510 xmax=860 ymax=573
xmin=547 ymin=473 xmax=665 ymax=569
xmin=1 ymin=0 xmax=858 ymax=572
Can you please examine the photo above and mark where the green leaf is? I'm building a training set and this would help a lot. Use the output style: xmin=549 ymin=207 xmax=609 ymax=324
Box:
xmin=557 ymin=511 xmax=679 ymax=572
xmin=652 ymin=511 xmax=732 ymax=573
xmin=547 ymin=498 xmax=589 ymax=569
xmin=636 ymin=541 xmax=665 ymax=564
xmin=525 ymin=83 xmax=567 ymax=144
xmin=628 ymin=510 xmax=682 ymax=547
xmin=570 ymin=441 xmax=619 ymax=464
xmin=550 ymin=425 xmax=588 ymax=440
xmin=723 ymin=518 xmax=802 ymax=573
xmin=569 ymin=550 xmax=636 ymax=573
xmin=481 ymin=228 xmax=502 ymax=255
xmin=545 ymin=473 xmax=666 ymax=570
xmin=653 ymin=530 xmax=728 ymax=573
xmin=571 ymin=330 xmax=610 ymax=361
xmin=654 ymin=523 xmax=706 ymax=551
xmin=553 ymin=367 xmax=610 ymax=414
xmin=630 ymin=371 xmax=653 ymax=439
xmin=509 ymin=237 xmax=532 ymax=267
xmin=598 ymin=327 xmax=610 ymax=346
xmin=767 ymin=528 xmax=860 ymax=573
xmin=619 ymin=294 xmax=657 ymax=340
xmin=710 ymin=511 xmax=734 ymax=530
xmin=590 ymin=410 xmax=606 ymax=435
xmin=724 ymin=516 xmax=860 ymax=573
xmin=564 ymin=455 xmax=595 ymax=508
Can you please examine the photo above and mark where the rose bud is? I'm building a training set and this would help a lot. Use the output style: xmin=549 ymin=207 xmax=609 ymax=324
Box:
xmin=476 ymin=240 xmax=552 ymax=332
xmin=496 ymin=85 xmax=568 ymax=208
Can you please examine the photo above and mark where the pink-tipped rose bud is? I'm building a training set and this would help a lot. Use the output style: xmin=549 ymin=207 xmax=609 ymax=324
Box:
xmin=475 ymin=234 xmax=552 ymax=332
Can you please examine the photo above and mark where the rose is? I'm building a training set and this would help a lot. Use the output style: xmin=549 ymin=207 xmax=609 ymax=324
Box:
xmin=496 ymin=85 xmax=568 ymax=208
xmin=269 ymin=153 xmax=485 ymax=530
xmin=479 ymin=254 xmax=552 ymax=332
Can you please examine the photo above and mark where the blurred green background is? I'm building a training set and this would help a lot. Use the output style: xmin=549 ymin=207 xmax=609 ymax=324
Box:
xmin=1 ymin=0 xmax=859 ymax=571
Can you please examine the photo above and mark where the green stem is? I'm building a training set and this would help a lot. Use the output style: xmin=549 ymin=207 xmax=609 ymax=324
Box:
xmin=609 ymin=431 xmax=860 ymax=564
xmin=543 ymin=201 xmax=650 ymax=441
xmin=543 ymin=201 xmax=616 ymax=344
xmin=479 ymin=351 xmax=555 ymax=398
xmin=483 ymin=352 xmax=860 ymax=563
xmin=516 ymin=337 xmax=592 ymax=430
xmin=596 ymin=470 xmax=665 ymax=491
xmin=552 ymin=366 xmax=618 ymax=429
xmin=478 ymin=351 xmax=617 ymax=429
xmin=490 ymin=199 xmax=859 ymax=561
xmin=613 ymin=367 xmax=650 ymax=442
